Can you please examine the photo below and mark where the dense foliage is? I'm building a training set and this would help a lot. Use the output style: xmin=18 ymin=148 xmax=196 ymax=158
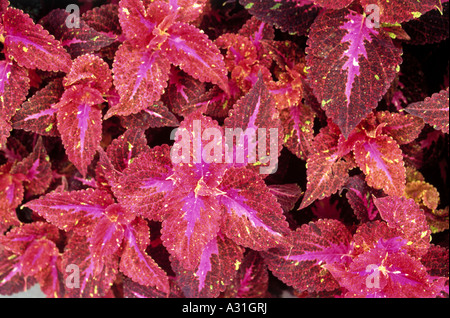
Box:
xmin=0 ymin=0 xmax=448 ymax=298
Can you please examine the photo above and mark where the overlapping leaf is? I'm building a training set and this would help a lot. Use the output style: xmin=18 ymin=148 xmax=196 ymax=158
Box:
xmin=0 ymin=60 xmax=30 ymax=146
xmin=359 ymin=0 xmax=443 ymax=24
xmin=12 ymin=78 xmax=63 ymax=136
xmin=263 ymin=219 xmax=352 ymax=293
xmin=39 ymin=9 xmax=116 ymax=58
xmin=1 ymin=7 xmax=71 ymax=72
xmin=405 ymin=88 xmax=449 ymax=134
xmin=171 ymin=235 xmax=243 ymax=297
xmin=224 ymin=74 xmax=282 ymax=174
xmin=300 ymin=122 xmax=355 ymax=209
xmin=373 ymin=195 xmax=431 ymax=258
xmin=109 ymin=0 xmax=228 ymax=118
xmin=353 ymin=134 xmax=406 ymax=197
xmin=239 ymin=0 xmax=320 ymax=35
xmin=306 ymin=9 xmax=402 ymax=138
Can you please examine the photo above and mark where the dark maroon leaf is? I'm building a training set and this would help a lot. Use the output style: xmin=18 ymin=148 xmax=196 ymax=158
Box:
xmin=306 ymin=9 xmax=402 ymax=138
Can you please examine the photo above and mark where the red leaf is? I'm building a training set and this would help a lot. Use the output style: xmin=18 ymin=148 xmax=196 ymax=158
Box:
xmin=373 ymin=195 xmax=431 ymax=258
xmin=263 ymin=219 xmax=352 ymax=293
xmin=170 ymin=0 xmax=208 ymax=23
xmin=118 ymin=0 xmax=162 ymax=46
xmin=306 ymin=9 xmax=402 ymax=138
xmin=344 ymin=175 xmax=383 ymax=222
xmin=353 ymin=134 xmax=406 ymax=197
xmin=120 ymin=218 xmax=170 ymax=295
xmin=0 ymin=164 xmax=23 ymax=230
xmin=171 ymin=234 xmax=244 ymax=297
xmin=280 ymin=103 xmax=315 ymax=160
xmin=106 ymin=128 xmax=150 ymax=174
xmin=405 ymin=88 xmax=449 ymax=134
xmin=219 ymin=167 xmax=290 ymax=251
xmin=108 ymin=42 xmax=171 ymax=118
xmin=163 ymin=22 xmax=229 ymax=94
xmin=300 ymin=123 xmax=355 ymax=209
xmin=2 ymin=8 xmax=72 ymax=72
xmin=375 ymin=111 xmax=425 ymax=145
xmin=0 ymin=60 xmax=30 ymax=145
xmin=239 ymin=0 xmax=320 ymax=36
xmin=39 ymin=9 xmax=116 ymax=58
xmin=55 ymin=86 xmax=104 ymax=177
xmin=24 ymin=188 xmax=115 ymax=236
xmin=63 ymin=54 xmax=112 ymax=94
xmin=360 ymin=0 xmax=443 ymax=24
xmin=402 ymin=2 xmax=449 ymax=45
xmin=82 ymin=3 xmax=121 ymax=36
xmin=12 ymin=78 xmax=63 ymax=136
xmin=312 ymin=0 xmax=352 ymax=9
xmin=223 ymin=250 xmax=269 ymax=298
xmin=268 ymin=183 xmax=302 ymax=213
xmin=113 ymin=144 xmax=175 ymax=221
xmin=89 ymin=205 xmax=126 ymax=268
xmin=119 ymin=102 xmax=179 ymax=129
xmin=327 ymin=246 xmax=442 ymax=297
xmin=161 ymin=192 xmax=222 ymax=270
xmin=11 ymin=137 xmax=52 ymax=196
xmin=61 ymin=234 xmax=118 ymax=298
xmin=224 ymin=74 xmax=282 ymax=174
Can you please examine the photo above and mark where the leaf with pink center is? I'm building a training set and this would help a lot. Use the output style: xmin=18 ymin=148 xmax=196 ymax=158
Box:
xmin=351 ymin=221 xmax=405 ymax=256
xmin=375 ymin=111 xmax=425 ymax=145
xmin=373 ymin=195 xmax=431 ymax=258
xmin=161 ymin=192 xmax=222 ymax=271
xmin=163 ymin=22 xmax=228 ymax=94
xmin=326 ymin=247 xmax=443 ymax=298
xmin=2 ymin=8 xmax=71 ymax=72
xmin=170 ymin=113 xmax=228 ymax=189
xmin=113 ymin=144 xmax=175 ymax=221
xmin=0 ymin=222 xmax=61 ymax=296
xmin=405 ymin=88 xmax=449 ymax=134
xmin=61 ymin=234 xmax=118 ymax=298
xmin=171 ymin=234 xmax=244 ymax=297
xmin=108 ymin=42 xmax=171 ymax=118
xmin=24 ymin=188 xmax=115 ymax=236
xmin=55 ymin=86 xmax=104 ymax=177
xmin=219 ymin=167 xmax=290 ymax=251
xmin=263 ymin=219 xmax=352 ymax=293
xmin=224 ymin=74 xmax=283 ymax=174
xmin=39 ymin=9 xmax=116 ymax=58
xmin=118 ymin=0 xmax=160 ymax=46
xmin=119 ymin=218 xmax=170 ymax=295
xmin=300 ymin=122 xmax=355 ymax=209
xmin=353 ymin=134 xmax=405 ymax=197
xmin=12 ymin=78 xmax=63 ymax=137
xmin=306 ymin=9 xmax=402 ymax=138
xmin=88 ymin=206 xmax=126 ymax=273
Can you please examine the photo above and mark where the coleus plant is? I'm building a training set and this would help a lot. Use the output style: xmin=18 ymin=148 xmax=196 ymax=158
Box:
xmin=0 ymin=0 xmax=448 ymax=298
